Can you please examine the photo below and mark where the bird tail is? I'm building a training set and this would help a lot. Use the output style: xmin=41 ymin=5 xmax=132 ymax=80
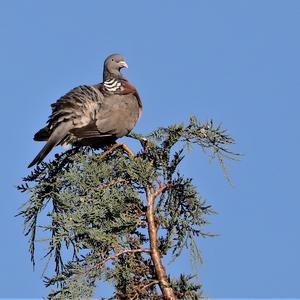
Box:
xmin=34 ymin=127 xmax=51 ymax=141
xmin=28 ymin=123 xmax=72 ymax=168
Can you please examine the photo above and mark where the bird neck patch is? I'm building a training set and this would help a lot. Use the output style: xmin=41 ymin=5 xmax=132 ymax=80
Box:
xmin=103 ymin=78 xmax=122 ymax=92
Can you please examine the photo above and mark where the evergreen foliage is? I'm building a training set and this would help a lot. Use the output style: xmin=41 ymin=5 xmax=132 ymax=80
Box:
xmin=18 ymin=116 xmax=238 ymax=299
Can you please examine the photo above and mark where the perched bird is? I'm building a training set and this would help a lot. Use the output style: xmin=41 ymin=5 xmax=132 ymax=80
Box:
xmin=28 ymin=54 xmax=142 ymax=168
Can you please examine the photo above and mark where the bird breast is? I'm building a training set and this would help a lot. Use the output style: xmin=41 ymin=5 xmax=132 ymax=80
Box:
xmin=97 ymin=93 xmax=141 ymax=138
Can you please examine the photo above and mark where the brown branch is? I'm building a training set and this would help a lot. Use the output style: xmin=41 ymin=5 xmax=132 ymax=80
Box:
xmin=97 ymin=143 xmax=175 ymax=298
xmin=146 ymin=186 xmax=177 ymax=300
xmin=78 ymin=248 xmax=151 ymax=277
xmin=97 ymin=178 xmax=127 ymax=191
xmin=153 ymin=179 xmax=167 ymax=196
xmin=141 ymin=279 xmax=160 ymax=291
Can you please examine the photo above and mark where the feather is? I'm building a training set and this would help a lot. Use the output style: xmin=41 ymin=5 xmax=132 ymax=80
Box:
xmin=28 ymin=54 xmax=142 ymax=167
xmin=28 ymin=122 xmax=72 ymax=168
xmin=33 ymin=127 xmax=50 ymax=141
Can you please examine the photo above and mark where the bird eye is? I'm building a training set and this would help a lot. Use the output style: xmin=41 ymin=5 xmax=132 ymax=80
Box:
xmin=112 ymin=58 xmax=114 ymax=61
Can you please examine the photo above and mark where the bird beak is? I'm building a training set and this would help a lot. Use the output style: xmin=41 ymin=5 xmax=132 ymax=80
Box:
xmin=119 ymin=61 xmax=128 ymax=68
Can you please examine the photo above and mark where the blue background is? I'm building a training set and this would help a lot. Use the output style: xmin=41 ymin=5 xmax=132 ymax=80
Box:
xmin=0 ymin=0 xmax=299 ymax=298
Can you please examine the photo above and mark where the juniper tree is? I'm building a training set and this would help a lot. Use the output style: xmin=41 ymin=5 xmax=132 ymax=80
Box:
xmin=18 ymin=116 xmax=238 ymax=299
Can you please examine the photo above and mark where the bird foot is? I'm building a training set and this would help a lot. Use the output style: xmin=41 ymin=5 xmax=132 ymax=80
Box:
xmin=99 ymin=143 xmax=135 ymax=159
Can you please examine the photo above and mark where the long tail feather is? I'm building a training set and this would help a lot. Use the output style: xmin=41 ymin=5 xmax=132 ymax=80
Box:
xmin=28 ymin=123 xmax=72 ymax=168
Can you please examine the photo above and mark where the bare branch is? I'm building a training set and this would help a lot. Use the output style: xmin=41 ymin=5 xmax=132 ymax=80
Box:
xmin=141 ymin=279 xmax=160 ymax=291
xmin=79 ymin=248 xmax=151 ymax=277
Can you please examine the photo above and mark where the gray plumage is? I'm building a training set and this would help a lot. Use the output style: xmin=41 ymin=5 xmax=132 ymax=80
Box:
xmin=28 ymin=54 xmax=142 ymax=168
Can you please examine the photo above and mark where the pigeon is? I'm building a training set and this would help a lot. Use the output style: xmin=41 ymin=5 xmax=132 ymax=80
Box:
xmin=28 ymin=54 xmax=142 ymax=168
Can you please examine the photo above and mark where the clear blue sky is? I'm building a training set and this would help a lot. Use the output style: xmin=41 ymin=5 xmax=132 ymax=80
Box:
xmin=0 ymin=0 xmax=299 ymax=298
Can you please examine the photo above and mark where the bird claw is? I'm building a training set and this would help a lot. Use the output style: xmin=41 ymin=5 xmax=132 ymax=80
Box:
xmin=99 ymin=143 xmax=135 ymax=159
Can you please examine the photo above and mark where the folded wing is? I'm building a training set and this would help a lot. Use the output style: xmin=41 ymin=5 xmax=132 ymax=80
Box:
xmin=28 ymin=85 xmax=104 ymax=167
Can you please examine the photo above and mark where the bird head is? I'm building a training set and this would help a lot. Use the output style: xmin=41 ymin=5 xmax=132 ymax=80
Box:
xmin=103 ymin=53 xmax=128 ymax=79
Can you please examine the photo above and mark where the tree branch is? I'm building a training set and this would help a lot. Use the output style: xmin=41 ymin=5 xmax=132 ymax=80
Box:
xmin=79 ymin=248 xmax=151 ymax=277
xmin=141 ymin=279 xmax=160 ymax=291
xmin=146 ymin=185 xmax=177 ymax=300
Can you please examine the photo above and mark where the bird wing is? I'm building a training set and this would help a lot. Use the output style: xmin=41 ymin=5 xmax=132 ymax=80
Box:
xmin=29 ymin=85 xmax=104 ymax=167
xmin=48 ymin=85 xmax=103 ymax=130
xmin=70 ymin=122 xmax=111 ymax=139
xmin=69 ymin=81 xmax=142 ymax=140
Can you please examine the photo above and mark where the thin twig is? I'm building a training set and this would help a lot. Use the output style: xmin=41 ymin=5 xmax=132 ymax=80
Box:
xmin=97 ymin=178 xmax=127 ymax=191
xmin=141 ymin=279 xmax=160 ymax=291
xmin=78 ymin=248 xmax=151 ymax=277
